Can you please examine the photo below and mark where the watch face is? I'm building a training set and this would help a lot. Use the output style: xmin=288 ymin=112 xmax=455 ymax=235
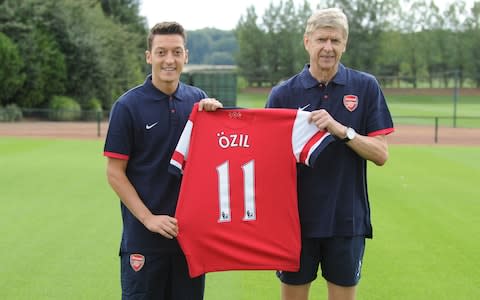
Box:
xmin=347 ymin=128 xmax=356 ymax=139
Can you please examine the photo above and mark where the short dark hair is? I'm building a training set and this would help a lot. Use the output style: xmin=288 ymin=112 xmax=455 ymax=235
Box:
xmin=147 ymin=22 xmax=186 ymax=51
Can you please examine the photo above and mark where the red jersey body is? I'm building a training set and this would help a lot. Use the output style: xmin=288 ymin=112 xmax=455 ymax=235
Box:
xmin=169 ymin=104 xmax=333 ymax=277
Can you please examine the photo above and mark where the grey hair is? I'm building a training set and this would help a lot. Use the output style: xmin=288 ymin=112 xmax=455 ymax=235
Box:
xmin=304 ymin=8 xmax=349 ymax=40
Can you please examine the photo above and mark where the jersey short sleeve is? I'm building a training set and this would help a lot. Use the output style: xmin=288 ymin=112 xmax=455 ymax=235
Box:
xmin=104 ymin=101 xmax=133 ymax=160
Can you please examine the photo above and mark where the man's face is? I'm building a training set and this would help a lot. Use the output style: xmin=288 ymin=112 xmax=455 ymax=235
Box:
xmin=304 ymin=27 xmax=346 ymax=74
xmin=146 ymin=34 xmax=188 ymax=84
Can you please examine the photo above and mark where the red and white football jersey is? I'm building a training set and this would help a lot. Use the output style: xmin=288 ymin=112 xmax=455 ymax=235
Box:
xmin=169 ymin=104 xmax=333 ymax=277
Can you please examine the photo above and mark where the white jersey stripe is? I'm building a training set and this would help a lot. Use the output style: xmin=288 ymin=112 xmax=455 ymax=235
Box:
xmin=172 ymin=120 xmax=193 ymax=171
xmin=169 ymin=158 xmax=183 ymax=172
xmin=292 ymin=110 xmax=321 ymax=163
xmin=304 ymin=133 xmax=332 ymax=166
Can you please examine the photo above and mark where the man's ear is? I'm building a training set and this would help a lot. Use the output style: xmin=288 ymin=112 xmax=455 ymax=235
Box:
xmin=145 ymin=50 xmax=152 ymax=64
xmin=303 ymin=34 xmax=309 ymax=50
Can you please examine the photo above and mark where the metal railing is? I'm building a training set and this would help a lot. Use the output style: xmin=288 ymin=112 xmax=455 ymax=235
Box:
xmin=1 ymin=109 xmax=479 ymax=142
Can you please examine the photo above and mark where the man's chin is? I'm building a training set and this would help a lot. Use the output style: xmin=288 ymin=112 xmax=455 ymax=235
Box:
xmin=318 ymin=62 xmax=337 ymax=71
xmin=159 ymin=75 xmax=180 ymax=83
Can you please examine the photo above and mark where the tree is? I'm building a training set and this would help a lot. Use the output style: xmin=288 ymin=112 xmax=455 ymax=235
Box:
xmin=465 ymin=1 xmax=480 ymax=87
xmin=377 ymin=30 xmax=405 ymax=87
xmin=187 ymin=30 xmax=213 ymax=64
xmin=443 ymin=1 xmax=469 ymax=87
xmin=39 ymin=0 xmax=145 ymax=108
xmin=413 ymin=0 xmax=442 ymax=88
xmin=0 ymin=0 xmax=67 ymax=108
xmin=271 ymin=0 xmax=311 ymax=82
xmin=235 ymin=6 xmax=268 ymax=86
xmin=98 ymin=0 xmax=148 ymax=61
xmin=188 ymin=29 xmax=237 ymax=65
xmin=14 ymin=28 xmax=67 ymax=108
xmin=0 ymin=32 xmax=25 ymax=105
xmin=238 ymin=0 xmax=311 ymax=85
xmin=212 ymin=34 xmax=237 ymax=58
xmin=294 ymin=0 xmax=313 ymax=71
xmin=396 ymin=0 xmax=430 ymax=87
xmin=0 ymin=0 xmax=146 ymax=109
xmin=262 ymin=1 xmax=284 ymax=85
xmin=99 ymin=0 xmax=147 ymax=34
xmin=204 ymin=52 xmax=235 ymax=65
xmin=328 ymin=0 xmax=399 ymax=74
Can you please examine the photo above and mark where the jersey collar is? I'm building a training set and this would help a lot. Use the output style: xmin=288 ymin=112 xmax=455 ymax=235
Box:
xmin=300 ymin=63 xmax=347 ymax=89
xmin=144 ymin=74 xmax=187 ymax=102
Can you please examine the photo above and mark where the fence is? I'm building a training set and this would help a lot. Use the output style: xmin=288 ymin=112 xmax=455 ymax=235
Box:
xmin=0 ymin=108 xmax=108 ymax=138
xmin=392 ymin=116 xmax=480 ymax=145
xmin=0 ymin=109 xmax=479 ymax=144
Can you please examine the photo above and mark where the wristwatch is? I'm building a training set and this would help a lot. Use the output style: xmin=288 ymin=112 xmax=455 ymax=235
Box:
xmin=343 ymin=127 xmax=357 ymax=142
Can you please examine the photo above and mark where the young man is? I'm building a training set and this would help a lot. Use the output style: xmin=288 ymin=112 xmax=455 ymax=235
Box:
xmin=266 ymin=8 xmax=394 ymax=300
xmin=104 ymin=22 xmax=222 ymax=299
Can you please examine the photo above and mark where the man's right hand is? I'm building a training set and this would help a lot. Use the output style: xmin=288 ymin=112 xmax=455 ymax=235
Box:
xmin=143 ymin=214 xmax=179 ymax=239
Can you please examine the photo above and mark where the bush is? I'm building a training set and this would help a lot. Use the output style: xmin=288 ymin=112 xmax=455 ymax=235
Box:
xmin=82 ymin=97 xmax=103 ymax=121
xmin=0 ymin=104 xmax=23 ymax=122
xmin=237 ymin=76 xmax=248 ymax=92
xmin=5 ymin=104 xmax=23 ymax=121
xmin=48 ymin=96 xmax=81 ymax=121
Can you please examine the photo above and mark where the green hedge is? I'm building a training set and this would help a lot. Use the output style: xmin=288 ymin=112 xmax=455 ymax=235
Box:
xmin=0 ymin=104 xmax=23 ymax=122
xmin=48 ymin=96 xmax=81 ymax=121
xmin=82 ymin=98 xmax=103 ymax=121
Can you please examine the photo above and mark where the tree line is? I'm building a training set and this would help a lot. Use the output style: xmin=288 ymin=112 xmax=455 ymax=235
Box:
xmin=235 ymin=0 xmax=480 ymax=88
xmin=1 ymin=0 xmax=480 ymax=112
xmin=1 ymin=0 xmax=149 ymax=111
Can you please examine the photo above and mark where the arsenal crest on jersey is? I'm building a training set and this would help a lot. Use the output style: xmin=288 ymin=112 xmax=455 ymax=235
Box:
xmin=130 ymin=254 xmax=145 ymax=272
xmin=343 ymin=95 xmax=358 ymax=112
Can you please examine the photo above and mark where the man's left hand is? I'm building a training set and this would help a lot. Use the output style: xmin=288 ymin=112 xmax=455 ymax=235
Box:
xmin=198 ymin=98 xmax=223 ymax=111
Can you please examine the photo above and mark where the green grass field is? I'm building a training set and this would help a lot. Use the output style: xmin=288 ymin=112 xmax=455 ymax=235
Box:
xmin=0 ymin=137 xmax=479 ymax=299
xmin=0 ymin=91 xmax=479 ymax=299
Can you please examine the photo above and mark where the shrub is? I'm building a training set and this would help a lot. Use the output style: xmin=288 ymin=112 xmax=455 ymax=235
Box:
xmin=82 ymin=98 xmax=103 ymax=121
xmin=3 ymin=104 xmax=23 ymax=122
xmin=48 ymin=96 xmax=81 ymax=121
xmin=237 ymin=76 xmax=248 ymax=92
xmin=0 ymin=104 xmax=23 ymax=122
xmin=0 ymin=106 xmax=5 ymax=122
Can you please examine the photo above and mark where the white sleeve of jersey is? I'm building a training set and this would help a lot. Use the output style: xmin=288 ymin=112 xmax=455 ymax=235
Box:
xmin=170 ymin=120 xmax=193 ymax=173
xmin=292 ymin=110 xmax=332 ymax=166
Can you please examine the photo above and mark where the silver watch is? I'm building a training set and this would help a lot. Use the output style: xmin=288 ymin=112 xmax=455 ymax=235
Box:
xmin=343 ymin=127 xmax=357 ymax=142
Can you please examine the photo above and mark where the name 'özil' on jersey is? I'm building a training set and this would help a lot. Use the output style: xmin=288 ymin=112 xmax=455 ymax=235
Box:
xmin=169 ymin=103 xmax=334 ymax=278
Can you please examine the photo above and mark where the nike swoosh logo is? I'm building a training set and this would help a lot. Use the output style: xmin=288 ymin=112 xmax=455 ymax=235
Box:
xmin=298 ymin=104 xmax=311 ymax=111
xmin=146 ymin=122 xmax=159 ymax=130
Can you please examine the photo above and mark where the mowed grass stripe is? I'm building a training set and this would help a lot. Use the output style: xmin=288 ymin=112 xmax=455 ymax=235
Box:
xmin=0 ymin=139 xmax=478 ymax=299
xmin=0 ymin=138 xmax=120 ymax=299
xmin=363 ymin=146 xmax=480 ymax=299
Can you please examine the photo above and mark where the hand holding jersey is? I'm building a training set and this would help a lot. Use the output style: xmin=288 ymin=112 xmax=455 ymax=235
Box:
xmin=198 ymin=98 xmax=223 ymax=111
xmin=309 ymin=108 xmax=389 ymax=166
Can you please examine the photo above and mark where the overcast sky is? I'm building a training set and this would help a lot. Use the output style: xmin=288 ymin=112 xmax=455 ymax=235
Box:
xmin=139 ymin=0 xmax=474 ymax=31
